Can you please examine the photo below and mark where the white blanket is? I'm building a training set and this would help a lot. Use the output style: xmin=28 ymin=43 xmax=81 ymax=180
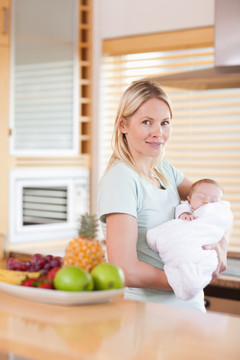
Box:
xmin=146 ymin=201 xmax=233 ymax=300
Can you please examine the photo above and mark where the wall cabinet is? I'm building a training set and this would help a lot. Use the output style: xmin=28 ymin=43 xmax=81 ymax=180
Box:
xmin=10 ymin=0 xmax=80 ymax=156
xmin=0 ymin=0 xmax=93 ymax=258
xmin=0 ymin=0 xmax=10 ymax=259
xmin=0 ymin=0 xmax=9 ymax=46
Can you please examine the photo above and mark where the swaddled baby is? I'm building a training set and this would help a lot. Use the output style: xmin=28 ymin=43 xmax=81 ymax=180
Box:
xmin=146 ymin=179 xmax=233 ymax=300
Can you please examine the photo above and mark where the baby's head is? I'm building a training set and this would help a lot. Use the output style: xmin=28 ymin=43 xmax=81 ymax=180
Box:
xmin=187 ymin=179 xmax=223 ymax=211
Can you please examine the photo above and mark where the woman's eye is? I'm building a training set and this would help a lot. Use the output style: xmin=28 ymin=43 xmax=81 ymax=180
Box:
xmin=162 ymin=120 xmax=169 ymax=126
xmin=143 ymin=120 xmax=151 ymax=125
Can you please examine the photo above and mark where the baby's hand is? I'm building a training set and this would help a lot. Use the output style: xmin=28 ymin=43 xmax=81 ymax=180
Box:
xmin=179 ymin=212 xmax=197 ymax=221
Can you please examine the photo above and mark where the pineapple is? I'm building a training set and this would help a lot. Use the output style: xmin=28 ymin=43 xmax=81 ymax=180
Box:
xmin=63 ymin=214 xmax=106 ymax=273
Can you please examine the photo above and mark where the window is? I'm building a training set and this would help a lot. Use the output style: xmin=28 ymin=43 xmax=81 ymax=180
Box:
xmin=99 ymin=28 xmax=240 ymax=249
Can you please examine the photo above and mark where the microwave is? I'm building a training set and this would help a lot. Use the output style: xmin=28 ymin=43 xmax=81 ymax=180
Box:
xmin=9 ymin=168 xmax=90 ymax=244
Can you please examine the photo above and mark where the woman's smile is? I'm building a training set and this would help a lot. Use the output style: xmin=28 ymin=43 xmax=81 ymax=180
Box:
xmin=145 ymin=140 xmax=164 ymax=148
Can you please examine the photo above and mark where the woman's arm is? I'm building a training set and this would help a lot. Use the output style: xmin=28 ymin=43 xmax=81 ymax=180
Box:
xmin=106 ymin=213 xmax=171 ymax=291
xmin=177 ymin=176 xmax=192 ymax=200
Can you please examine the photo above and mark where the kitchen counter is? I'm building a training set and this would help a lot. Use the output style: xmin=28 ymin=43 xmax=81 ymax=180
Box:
xmin=0 ymin=292 xmax=239 ymax=360
xmin=203 ymin=255 xmax=240 ymax=316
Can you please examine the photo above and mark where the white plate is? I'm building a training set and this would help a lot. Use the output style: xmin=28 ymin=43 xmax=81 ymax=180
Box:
xmin=0 ymin=281 xmax=124 ymax=305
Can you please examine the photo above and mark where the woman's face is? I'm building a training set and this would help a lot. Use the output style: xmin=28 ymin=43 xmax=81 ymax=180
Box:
xmin=120 ymin=98 xmax=172 ymax=162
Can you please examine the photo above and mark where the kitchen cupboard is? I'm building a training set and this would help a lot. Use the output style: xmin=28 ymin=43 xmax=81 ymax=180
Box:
xmin=205 ymin=295 xmax=240 ymax=316
xmin=0 ymin=0 xmax=10 ymax=259
xmin=11 ymin=0 xmax=79 ymax=156
xmin=0 ymin=0 xmax=9 ymax=46
xmin=0 ymin=0 xmax=93 ymax=258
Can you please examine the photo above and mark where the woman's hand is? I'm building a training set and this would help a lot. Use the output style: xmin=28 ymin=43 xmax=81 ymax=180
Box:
xmin=202 ymin=234 xmax=228 ymax=281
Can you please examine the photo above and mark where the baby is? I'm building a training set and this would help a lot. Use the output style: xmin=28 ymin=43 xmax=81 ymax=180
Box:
xmin=146 ymin=179 xmax=233 ymax=301
xmin=176 ymin=179 xmax=224 ymax=221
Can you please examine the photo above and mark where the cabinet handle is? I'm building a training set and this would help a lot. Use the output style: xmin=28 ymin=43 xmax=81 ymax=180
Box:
xmin=204 ymin=298 xmax=211 ymax=308
xmin=2 ymin=7 xmax=9 ymax=35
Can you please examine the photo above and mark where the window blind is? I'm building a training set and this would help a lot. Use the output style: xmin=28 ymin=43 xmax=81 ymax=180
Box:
xmin=99 ymin=47 xmax=240 ymax=248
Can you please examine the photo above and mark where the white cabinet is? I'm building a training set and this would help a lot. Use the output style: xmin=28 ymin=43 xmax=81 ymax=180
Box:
xmin=0 ymin=0 xmax=10 ymax=259
xmin=10 ymin=0 xmax=79 ymax=156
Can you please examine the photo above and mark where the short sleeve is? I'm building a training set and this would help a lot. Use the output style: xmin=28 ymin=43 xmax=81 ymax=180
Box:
xmin=98 ymin=163 xmax=139 ymax=224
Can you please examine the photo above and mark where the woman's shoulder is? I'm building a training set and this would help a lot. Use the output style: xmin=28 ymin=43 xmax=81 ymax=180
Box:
xmin=103 ymin=161 xmax=139 ymax=180
xmin=160 ymin=159 xmax=184 ymax=186
xmin=99 ymin=161 xmax=140 ymax=192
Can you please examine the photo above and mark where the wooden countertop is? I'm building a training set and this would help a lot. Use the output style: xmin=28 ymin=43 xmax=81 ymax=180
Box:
xmin=0 ymin=292 xmax=239 ymax=360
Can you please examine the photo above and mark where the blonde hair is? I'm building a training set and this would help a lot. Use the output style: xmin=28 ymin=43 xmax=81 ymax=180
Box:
xmin=104 ymin=80 xmax=173 ymax=185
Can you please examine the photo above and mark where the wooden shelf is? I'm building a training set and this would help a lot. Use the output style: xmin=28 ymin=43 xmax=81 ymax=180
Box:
xmin=79 ymin=0 xmax=92 ymax=164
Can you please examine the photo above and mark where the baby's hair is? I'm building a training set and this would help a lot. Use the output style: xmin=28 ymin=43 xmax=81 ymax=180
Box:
xmin=189 ymin=178 xmax=223 ymax=197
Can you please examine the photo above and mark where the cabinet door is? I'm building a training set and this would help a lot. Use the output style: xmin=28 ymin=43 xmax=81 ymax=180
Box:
xmin=205 ymin=296 xmax=240 ymax=316
xmin=0 ymin=46 xmax=9 ymax=259
xmin=0 ymin=0 xmax=9 ymax=46
xmin=10 ymin=0 xmax=79 ymax=156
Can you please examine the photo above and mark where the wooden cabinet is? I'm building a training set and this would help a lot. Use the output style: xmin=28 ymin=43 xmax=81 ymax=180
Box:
xmin=0 ymin=0 xmax=9 ymax=46
xmin=205 ymin=296 xmax=240 ymax=316
xmin=0 ymin=0 xmax=10 ymax=259
xmin=0 ymin=1 xmax=93 ymax=258
xmin=205 ymin=279 xmax=240 ymax=316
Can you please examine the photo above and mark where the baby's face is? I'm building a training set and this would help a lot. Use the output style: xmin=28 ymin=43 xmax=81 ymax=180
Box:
xmin=188 ymin=183 xmax=223 ymax=211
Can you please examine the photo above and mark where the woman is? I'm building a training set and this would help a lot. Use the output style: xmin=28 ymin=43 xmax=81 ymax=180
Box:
xmin=98 ymin=80 xmax=227 ymax=311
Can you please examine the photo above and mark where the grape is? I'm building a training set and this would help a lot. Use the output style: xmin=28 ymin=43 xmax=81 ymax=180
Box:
xmin=13 ymin=261 xmax=22 ymax=271
xmin=6 ymin=257 xmax=16 ymax=270
xmin=45 ymin=254 xmax=53 ymax=262
xmin=25 ymin=261 xmax=32 ymax=270
xmin=50 ymin=258 xmax=60 ymax=268
xmin=37 ymin=257 xmax=47 ymax=268
xmin=54 ymin=256 xmax=63 ymax=266
xmin=6 ymin=253 xmax=63 ymax=273
xmin=20 ymin=263 xmax=28 ymax=271
xmin=43 ymin=263 xmax=51 ymax=271
xmin=32 ymin=253 xmax=43 ymax=263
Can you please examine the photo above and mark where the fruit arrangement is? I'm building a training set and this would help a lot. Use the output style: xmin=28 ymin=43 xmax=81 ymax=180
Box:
xmin=0 ymin=262 xmax=124 ymax=291
xmin=0 ymin=214 xmax=125 ymax=292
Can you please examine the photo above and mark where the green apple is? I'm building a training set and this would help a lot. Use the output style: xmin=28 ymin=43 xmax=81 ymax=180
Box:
xmin=91 ymin=263 xmax=125 ymax=290
xmin=53 ymin=266 xmax=94 ymax=291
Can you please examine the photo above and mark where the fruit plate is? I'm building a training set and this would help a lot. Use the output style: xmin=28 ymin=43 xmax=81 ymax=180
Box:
xmin=0 ymin=281 xmax=124 ymax=306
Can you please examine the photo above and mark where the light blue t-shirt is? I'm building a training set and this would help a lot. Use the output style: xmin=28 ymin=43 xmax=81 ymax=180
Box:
xmin=98 ymin=159 xmax=205 ymax=312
